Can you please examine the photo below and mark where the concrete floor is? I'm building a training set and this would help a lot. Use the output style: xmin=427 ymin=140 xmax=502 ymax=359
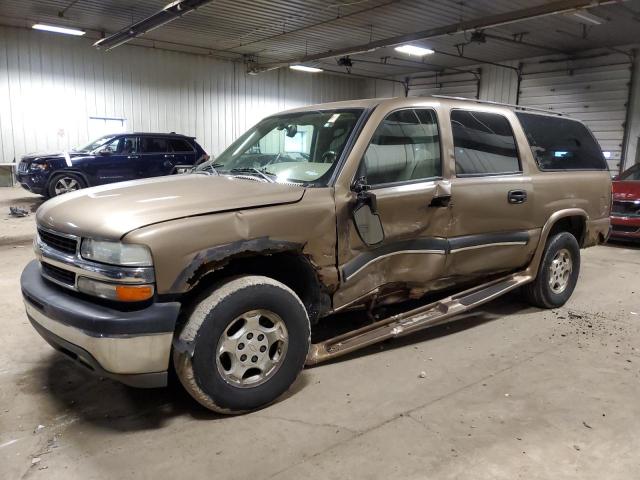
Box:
xmin=1 ymin=186 xmax=640 ymax=479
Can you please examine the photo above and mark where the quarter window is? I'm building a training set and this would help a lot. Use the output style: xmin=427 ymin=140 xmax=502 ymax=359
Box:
xmin=168 ymin=138 xmax=194 ymax=152
xmin=451 ymin=110 xmax=520 ymax=176
xmin=362 ymin=108 xmax=441 ymax=185
xmin=515 ymin=112 xmax=607 ymax=171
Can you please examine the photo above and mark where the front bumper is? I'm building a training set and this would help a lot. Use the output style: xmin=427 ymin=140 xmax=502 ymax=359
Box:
xmin=15 ymin=172 xmax=46 ymax=195
xmin=609 ymin=215 xmax=640 ymax=240
xmin=21 ymin=260 xmax=180 ymax=388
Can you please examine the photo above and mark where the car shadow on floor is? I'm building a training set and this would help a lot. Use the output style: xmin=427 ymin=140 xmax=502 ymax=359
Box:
xmin=35 ymin=351 xmax=312 ymax=432
xmin=604 ymin=238 xmax=639 ymax=250
xmin=33 ymin=292 xmax=531 ymax=431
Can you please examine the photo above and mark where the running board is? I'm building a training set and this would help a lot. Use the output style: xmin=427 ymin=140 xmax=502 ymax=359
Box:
xmin=306 ymin=270 xmax=533 ymax=365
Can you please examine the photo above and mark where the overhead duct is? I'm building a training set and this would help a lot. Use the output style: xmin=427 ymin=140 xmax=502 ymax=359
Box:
xmin=94 ymin=0 xmax=214 ymax=51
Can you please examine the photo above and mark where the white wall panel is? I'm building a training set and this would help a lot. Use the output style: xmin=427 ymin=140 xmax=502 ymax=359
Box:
xmin=0 ymin=25 xmax=365 ymax=162
xmin=478 ymin=61 xmax=519 ymax=104
xmin=408 ymin=72 xmax=479 ymax=99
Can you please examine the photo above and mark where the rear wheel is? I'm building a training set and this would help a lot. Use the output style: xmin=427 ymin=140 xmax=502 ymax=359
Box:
xmin=173 ymin=275 xmax=310 ymax=414
xmin=523 ymin=231 xmax=581 ymax=309
xmin=47 ymin=173 xmax=86 ymax=197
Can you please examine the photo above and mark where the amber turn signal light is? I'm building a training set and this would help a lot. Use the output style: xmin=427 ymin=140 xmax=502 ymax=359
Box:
xmin=115 ymin=284 xmax=154 ymax=302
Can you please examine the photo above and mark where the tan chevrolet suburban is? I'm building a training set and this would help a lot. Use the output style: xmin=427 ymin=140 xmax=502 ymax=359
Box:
xmin=21 ymin=96 xmax=611 ymax=413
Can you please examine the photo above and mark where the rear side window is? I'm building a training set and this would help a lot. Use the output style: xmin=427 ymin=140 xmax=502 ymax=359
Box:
xmin=169 ymin=138 xmax=194 ymax=152
xmin=515 ymin=113 xmax=607 ymax=171
xmin=451 ymin=110 xmax=520 ymax=176
xmin=363 ymin=108 xmax=441 ymax=186
xmin=141 ymin=137 xmax=169 ymax=153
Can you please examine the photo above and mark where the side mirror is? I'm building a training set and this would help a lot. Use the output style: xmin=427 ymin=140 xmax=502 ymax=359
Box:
xmin=351 ymin=176 xmax=384 ymax=245
xmin=353 ymin=176 xmax=377 ymax=213
xmin=98 ymin=149 xmax=111 ymax=156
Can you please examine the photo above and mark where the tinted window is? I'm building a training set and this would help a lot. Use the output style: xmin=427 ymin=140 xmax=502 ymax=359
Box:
xmin=452 ymin=110 xmax=520 ymax=175
xmin=516 ymin=113 xmax=606 ymax=171
xmin=363 ymin=109 xmax=440 ymax=185
xmin=101 ymin=136 xmax=137 ymax=154
xmin=169 ymin=138 xmax=194 ymax=152
xmin=141 ymin=137 xmax=169 ymax=153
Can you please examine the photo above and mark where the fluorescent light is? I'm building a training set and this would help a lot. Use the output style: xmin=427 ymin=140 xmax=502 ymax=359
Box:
xmin=289 ymin=65 xmax=323 ymax=73
xmin=570 ymin=11 xmax=605 ymax=25
xmin=394 ymin=45 xmax=434 ymax=56
xmin=32 ymin=24 xmax=86 ymax=36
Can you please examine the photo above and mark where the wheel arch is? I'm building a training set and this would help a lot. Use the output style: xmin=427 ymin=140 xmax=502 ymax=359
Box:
xmin=175 ymin=243 xmax=332 ymax=325
xmin=527 ymin=209 xmax=588 ymax=279
xmin=45 ymin=169 xmax=91 ymax=192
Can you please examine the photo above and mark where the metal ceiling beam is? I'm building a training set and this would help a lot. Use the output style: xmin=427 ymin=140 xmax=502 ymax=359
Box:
xmin=94 ymin=0 xmax=215 ymax=51
xmin=221 ymin=0 xmax=402 ymax=51
xmin=257 ymin=0 xmax=623 ymax=70
xmin=389 ymin=56 xmax=480 ymax=77
xmin=482 ymin=33 xmax=571 ymax=55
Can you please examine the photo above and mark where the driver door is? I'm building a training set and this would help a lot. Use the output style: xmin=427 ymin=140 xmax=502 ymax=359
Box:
xmin=334 ymin=108 xmax=452 ymax=309
xmin=88 ymin=135 xmax=139 ymax=185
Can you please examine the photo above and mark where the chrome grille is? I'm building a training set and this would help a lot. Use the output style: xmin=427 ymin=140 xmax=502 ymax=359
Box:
xmin=41 ymin=262 xmax=76 ymax=287
xmin=17 ymin=161 xmax=28 ymax=173
xmin=37 ymin=228 xmax=78 ymax=255
xmin=611 ymin=200 xmax=640 ymax=217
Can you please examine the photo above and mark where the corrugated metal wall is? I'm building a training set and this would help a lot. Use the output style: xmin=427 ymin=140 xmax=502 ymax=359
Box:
xmin=478 ymin=61 xmax=519 ymax=104
xmin=519 ymin=53 xmax=632 ymax=172
xmin=408 ymin=72 xmax=479 ymax=99
xmin=0 ymin=25 xmax=366 ymax=163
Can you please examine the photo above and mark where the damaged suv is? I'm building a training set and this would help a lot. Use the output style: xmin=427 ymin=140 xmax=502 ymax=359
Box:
xmin=21 ymin=97 xmax=611 ymax=413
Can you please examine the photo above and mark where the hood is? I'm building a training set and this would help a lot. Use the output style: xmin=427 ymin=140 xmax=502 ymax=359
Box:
xmin=36 ymin=174 xmax=306 ymax=239
xmin=21 ymin=151 xmax=86 ymax=163
xmin=612 ymin=180 xmax=640 ymax=200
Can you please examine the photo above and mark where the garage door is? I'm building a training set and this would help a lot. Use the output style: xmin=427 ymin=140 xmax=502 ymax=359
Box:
xmin=408 ymin=72 xmax=479 ymax=99
xmin=518 ymin=57 xmax=632 ymax=173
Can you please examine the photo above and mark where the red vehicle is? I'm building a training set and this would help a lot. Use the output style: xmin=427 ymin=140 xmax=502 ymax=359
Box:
xmin=610 ymin=163 xmax=640 ymax=240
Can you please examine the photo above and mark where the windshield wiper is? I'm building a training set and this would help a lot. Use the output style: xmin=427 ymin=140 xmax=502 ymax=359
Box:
xmin=195 ymin=162 xmax=223 ymax=175
xmin=229 ymin=167 xmax=275 ymax=183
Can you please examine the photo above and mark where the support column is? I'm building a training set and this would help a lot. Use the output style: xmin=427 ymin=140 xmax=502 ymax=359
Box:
xmin=622 ymin=50 xmax=640 ymax=172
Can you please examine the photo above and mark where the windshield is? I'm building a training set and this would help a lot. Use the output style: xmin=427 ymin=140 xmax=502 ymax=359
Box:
xmin=196 ymin=109 xmax=363 ymax=186
xmin=74 ymin=135 xmax=118 ymax=153
xmin=620 ymin=163 xmax=640 ymax=181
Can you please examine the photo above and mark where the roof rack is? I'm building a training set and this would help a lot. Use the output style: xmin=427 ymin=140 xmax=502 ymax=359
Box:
xmin=431 ymin=95 xmax=566 ymax=117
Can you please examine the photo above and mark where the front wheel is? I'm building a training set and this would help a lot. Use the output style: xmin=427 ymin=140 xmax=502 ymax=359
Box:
xmin=47 ymin=173 xmax=86 ymax=197
xmin=523 ymin=231 xmax=581 ymax=309
xmin=173 ymin=276 xmax=310 ymax=414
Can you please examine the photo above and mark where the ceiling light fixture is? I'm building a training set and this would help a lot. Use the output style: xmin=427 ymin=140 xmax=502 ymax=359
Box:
xmin=394 ymin=45 xmax=434 ymax=56
xmin=32 ymin=24 xmax=86 ymax=36
xmin=289 ymin=65 xmax=323 ymax=73
xmin=570 ymin=11 xmax=606 ymax=25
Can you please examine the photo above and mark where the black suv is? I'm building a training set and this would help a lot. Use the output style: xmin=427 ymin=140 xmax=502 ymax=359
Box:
xmin=16 ymin=133 xmax=209 ymax=197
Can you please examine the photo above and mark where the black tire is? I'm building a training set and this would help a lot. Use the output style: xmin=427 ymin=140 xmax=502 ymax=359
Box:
xmin=47 ymin=172 xmax=86 ymax=197
xmin=173 ymin=275 xmax=310 ymax=414
xmin=523 ymin=232 xmax=581 ymax=309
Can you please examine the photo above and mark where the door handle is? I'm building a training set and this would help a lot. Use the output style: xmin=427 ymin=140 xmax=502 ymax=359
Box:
xmin=429 ymin=194 xmax=452 ymax=208
xmin=508 ymin=190 xmax=527 ymax=204
xmin=164 ymin=154 xmax=175 ymax=158
xmin=127 ymin=155 xmax=139 ymax=159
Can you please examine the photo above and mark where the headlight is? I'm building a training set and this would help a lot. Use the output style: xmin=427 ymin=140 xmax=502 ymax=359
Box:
xmin=29 ymin=162 xmax=48 ymax=171
xmin=77 ymin=277 xmax=154 ymax=302
xmin=80 ymin=239 xmax=153 ymax=266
